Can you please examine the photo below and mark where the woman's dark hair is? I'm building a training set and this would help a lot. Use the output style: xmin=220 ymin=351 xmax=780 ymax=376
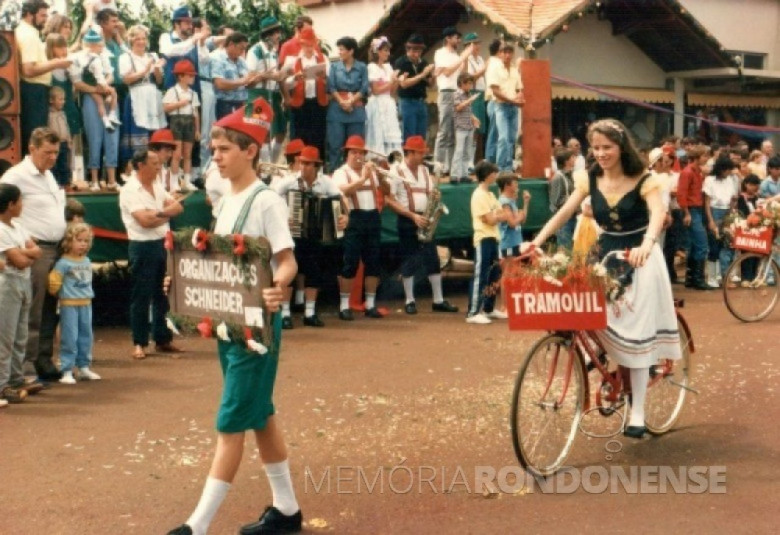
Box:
xmin=475 ymin=160 xmax=498 ymax=182
xmin=712 ymin=157 xmax=736 ymax=178
xmin=336 ymin=37 xmax=358 ymax=52
xmin=0 ymin=184 xmax=21 ymax=213
xmin=587 ymin=119 xmax=646 ymax=177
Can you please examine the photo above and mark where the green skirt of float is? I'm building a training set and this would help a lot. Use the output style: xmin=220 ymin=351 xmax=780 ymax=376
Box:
xmin=215 ymin=313 xmax=282 ymax=433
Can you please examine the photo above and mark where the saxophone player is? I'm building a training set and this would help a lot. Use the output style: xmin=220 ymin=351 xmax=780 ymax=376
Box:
xmin=332 ymin=135 xmax=390 ymax=320
xmin=386 ymin=136 xmax=459 ymax=315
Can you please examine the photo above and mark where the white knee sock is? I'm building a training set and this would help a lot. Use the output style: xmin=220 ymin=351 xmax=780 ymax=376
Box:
xmin=402 ymin=277 xmax=415 ymax=304
xmin=429 ymin=274 xmax=444 ymax=304
xmin=271 ymin=140 xmax=283 ymax=163
xmin=304 ymin=301 xmax=316 ymax=318
xmin=339 ymin=292 xmax=350 ymax=311
xmin=265 ymin=460 xmax=299 ymax=516
xmin=281 ymin=302 xmax=291 ymax=318
xmin=260 ymin=144 xmax=271 ymax=162
xmin=294 ymin=290 xmax=305 ymax=305
xmin=185 ymin=477 xmax=231 ymax=535
xmin=629 ymin=367 xmax=649 ymax=427
xmin=365 ymin=293 xmax=376 ymax=309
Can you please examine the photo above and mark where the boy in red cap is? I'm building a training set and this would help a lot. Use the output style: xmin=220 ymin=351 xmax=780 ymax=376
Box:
xmin=167 ymin=98 xmax=302 ymax=535
xmin=163 ymin=59 xmax=201 ymax=192
xmin=148 ymin=129 xmax=179 ymax=193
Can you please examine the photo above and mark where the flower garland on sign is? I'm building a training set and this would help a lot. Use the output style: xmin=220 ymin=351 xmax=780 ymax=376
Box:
xmin=165 ymin=227 xmax=275 ymax=355
xmin=723 ymin=200 xmax=780 ymax=242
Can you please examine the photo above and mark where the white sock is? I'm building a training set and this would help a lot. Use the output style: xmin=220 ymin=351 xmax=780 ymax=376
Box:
xmin=294 ymin=290 xmax=305 ymax=305
xmin=366 ymin=293 xmax=376 ymax=309
xmin=185 ymin=477 xmax=231 ymax=535
xmin=265 ymin=460 xmax=299 ymax=516
xmin=339 ymin=292 xmax=350 ymax=311
xmin=271 ymin=139 xmax=283 ymax=163
xmin=184 ymin=173 xmax=191 ymax=184
xmin=429 ymin=274 xmax=444 ymax=304
xmin=281 ymin=303 xmax=291 ymax=317
xmin=260 ymin=144 xmax=271 ymax=162
xmin=402 ymin=277 xmax=415 ymax=304
xmin=304 ymin=301 xmax=316 ymax=318
xmin=629 ymin=367 xmax=649 ymax=427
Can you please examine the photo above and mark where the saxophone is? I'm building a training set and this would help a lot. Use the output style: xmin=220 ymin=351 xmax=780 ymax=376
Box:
xmin=417 ymin=163 xmax=449 ymax=242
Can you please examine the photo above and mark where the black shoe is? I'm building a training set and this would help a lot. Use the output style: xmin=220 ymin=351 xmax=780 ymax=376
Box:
xmin=240 ymin=506 xmax=303 ymax=535
xmin=291 ymin=302 xmax=305 ymax=313
xmin=339 ymin=309 xmax=354 ymax=321
xmin=365 ymin=307 xmax=383 ymax=318
xmin=191 ymin=178 xmax=205 ymax=190
xmin=166 ymin=525 xmax=193 ymax=535
xmin=623 ymin=425 xmax=647 ymax=439
xmin=38 ymin=370 xmax=63 ymax=382
xmin=432 ymin=300 xmax=459 ymax=313
xmin=404 ymin=301 xmax=418 ymax=315
xmin=303 ymin=315 xmax=325 ymax=327
xmin=281 ymin=316 xmax=294 ymax=330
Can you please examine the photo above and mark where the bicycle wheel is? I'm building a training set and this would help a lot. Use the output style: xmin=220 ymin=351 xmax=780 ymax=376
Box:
xmin=645 ymin=314 xmax=692 ymax=434
xmin=510 ymin=333 xmax=585 ymax=476
xmin=723 ymin=253 xmax=780 ymax=322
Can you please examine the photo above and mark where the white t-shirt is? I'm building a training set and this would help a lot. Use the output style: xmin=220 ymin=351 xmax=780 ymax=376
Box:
xmin=0 ymin=220 xmax=31 ymax=278
xmin=391 ymin=162 xmax=431 ymax=213
xmin=332 ymin=164 xmax=380 ymax=210
xmin=272 ymin=173 xmax=342 ymax=198
xmin=213 ymin=184 xmax=294 ymax=258
xmin=367 ymin=62 xmax=393 ymax=92
xmin=119 ymin=180 xmax=173 ymax=241
xmin=0 ymin=157 xmax=66 ymax=242
xmin=203 ymin=161 xmax=230 ymax=210
xmin=163 ymin=85 xmax=200 ymax=116
xmin=703 ymin=174 xmax=739 ymax=209
xmin=434 ymin=47 xmax=462 ymax=90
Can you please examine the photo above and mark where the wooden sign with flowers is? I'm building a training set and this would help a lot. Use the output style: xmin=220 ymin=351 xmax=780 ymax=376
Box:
xmin=165 ymin=227 xmax=275 ymax=354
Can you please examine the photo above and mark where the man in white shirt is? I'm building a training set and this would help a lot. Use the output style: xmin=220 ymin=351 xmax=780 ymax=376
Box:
xmin=0 ymin=127 xmax=66 ymax=381
xmin=119 ymin=149 xmax=184 ymax=361
xmin=567 ymin=137 xmax=587 ymax=172
xmin=485 ymin=42 xmax=524 ymax=172
xmin=433 ymin=26 xmax=472 ymax=176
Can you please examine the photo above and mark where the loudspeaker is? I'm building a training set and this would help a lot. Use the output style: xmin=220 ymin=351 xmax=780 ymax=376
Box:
xmin=0 ymin=114 xmax=21 ymax=175
xmin=0 ymin=31 xmax=20 ymax=114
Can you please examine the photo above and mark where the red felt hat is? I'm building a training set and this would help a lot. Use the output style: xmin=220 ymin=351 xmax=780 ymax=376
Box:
xmin=298 ymin=146 xmax=322 ymax=163
xmin=299 ymin=27 xmax=317 ymax=45
xmin=284 ymin=139 xmax=305 ymax=156
xmin=402 ymin=135 xmax=429 ymax=153
xmin=172 ymin=59 xmax=196 ymax=76
xmin=149 ymin=129 xmax=176 ymax=147
xmin=343 ymin=135 xmax=367 ymax=152
xmin=214 ymin=97 xmax=274 ymax=147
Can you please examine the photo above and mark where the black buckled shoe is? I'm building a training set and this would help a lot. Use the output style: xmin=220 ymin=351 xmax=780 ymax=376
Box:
xmin=365 ymin=307 xmax=383 ymax=318
xmin=404 ymin=301 xmax=417 ymax=315
xmin=281 ymin=316 xmax=294 ymax=330
xmin=339 ymin=309 xmax=354 ymax=321
xmin=623 ymin=425 xmax=647 ymax=439
xmin=38 ymin=370 xmax=63 ymax=382
xmin=239 ymin=506 xmax=303 ymax=535
xmin=166 ymin=525 xmax=193 ymax=535
xmin=302 ymin=315 xmax=325 ymax=327
xmin=432 ymin=300 xmax=459 ymax=313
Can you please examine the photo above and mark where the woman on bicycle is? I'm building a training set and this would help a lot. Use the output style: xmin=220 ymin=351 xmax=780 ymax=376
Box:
xmin=522 ymin=118 xmax=682 ymax=439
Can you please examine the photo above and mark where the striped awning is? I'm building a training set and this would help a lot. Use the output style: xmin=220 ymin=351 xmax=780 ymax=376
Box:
xmin=552 ymin=84 xmax=674 ymax=104
xmin=687 ymin=92 xmax=780 ymax=109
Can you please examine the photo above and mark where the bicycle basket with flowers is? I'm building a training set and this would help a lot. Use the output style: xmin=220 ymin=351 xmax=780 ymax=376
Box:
xmin=502 ymin=250 xmax=624 ymax=331
xmin=724 ymin=201 xmax=779 ymax=255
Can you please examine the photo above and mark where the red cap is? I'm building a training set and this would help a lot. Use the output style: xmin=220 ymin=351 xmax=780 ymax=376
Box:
xmin=149 ymin=129 xmax=176 ymax=148
xmin=172 ymin=59 xmax=196 ymax=76
xmin=343 ymin=135 xmax=367 ymax=152
xmin=402 ymin=135 xmax=429 ymax=153
xmin=284 ymin=139 xmax=305 ymax=156
xmin=298 ymin=146 xmax=322 ymax=163
xmin=299 ymin=27 xmax=317 ymax=45
xmin=214 ymin=97 xmax=274 ymax=147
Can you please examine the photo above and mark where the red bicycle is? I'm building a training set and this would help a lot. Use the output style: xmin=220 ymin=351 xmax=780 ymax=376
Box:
xmin=509 ymin=251 xmax=696 ymax=476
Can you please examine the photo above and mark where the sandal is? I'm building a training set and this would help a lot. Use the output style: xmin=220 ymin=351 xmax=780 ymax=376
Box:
xmin=132 ymin=347 xmax=147 ymax=360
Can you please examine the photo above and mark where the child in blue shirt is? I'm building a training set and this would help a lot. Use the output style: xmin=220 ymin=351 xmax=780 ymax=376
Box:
xmin=497 ymin=171 xmax=531 ymax=258
xmin=48 ymin=222 xmax=101 ymax=384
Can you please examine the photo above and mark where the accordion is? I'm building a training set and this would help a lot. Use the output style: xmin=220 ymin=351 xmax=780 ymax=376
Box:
xmin=287 ymin=191 xmax=344 ymax=244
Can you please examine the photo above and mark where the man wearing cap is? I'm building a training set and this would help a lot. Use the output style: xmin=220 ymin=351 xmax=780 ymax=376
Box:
xmin=16 ymin=1 xmax=72 ymax=154
xmin=167 ymin=99 xmax=302 ymax=535
xmin=332 ymin=135 xmax=390 ymax=320
xmin=159 ymin=6 xmax=209 ymax=92
xmin=463 ymin=33 xmax=487 ymax=160
xmin=394 ymin=33 xmax=435 ymax=142
xmin=433 ymin=26 xmax=473 ymax=176
xmin=386 ymin=135 xmax=459 ymax=315
xmin=119 ymin=148 xmax=184 ymax=362
xmin=485 ymin=41 xmax=524 ymax=172
xmin=213 ymin=32 xmax=263 ymax=120
xmin=247 ymin=17 xmax=288 ymax=165
xmin=272 ymin=146 xmax=347 ymax=328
